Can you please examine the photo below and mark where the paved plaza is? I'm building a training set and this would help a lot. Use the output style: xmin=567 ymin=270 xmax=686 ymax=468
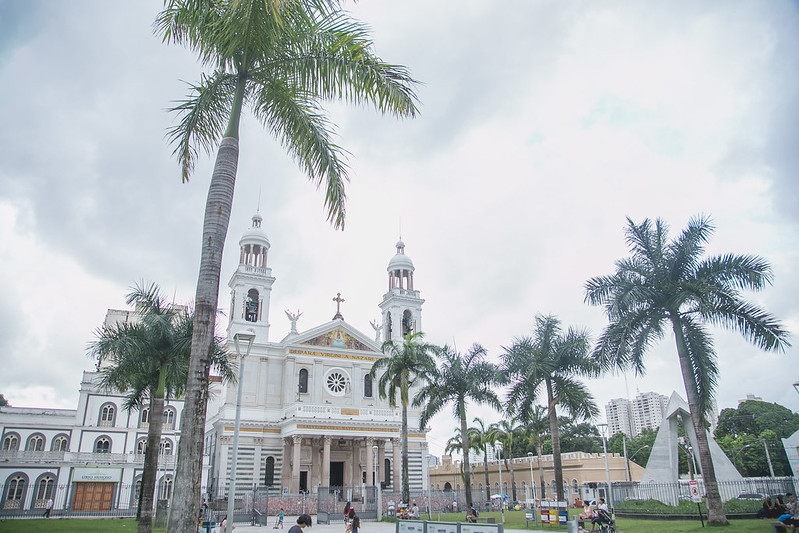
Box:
xmin=223 ymin=517 xmax=551 ymax=533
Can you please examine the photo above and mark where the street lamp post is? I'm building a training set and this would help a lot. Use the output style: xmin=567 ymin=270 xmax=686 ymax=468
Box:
xmin=373 ymin=445 xmax=381 ymax=520
xmin=527 ymin=452 xmax=535 ymax=502
xmin=793 ymin=381 xmax=799 ymax=395
xmin=732 ymin=444 xmax=752 ymax=475
xmin=228 ymin=330 xmax=256 ymax=533
xmin=622 ymin=434 xmax=630 ymax=482
xmin=597 ymin=423 xmax=613 ymax=510
xmin=495 ymin=441 xmax=505 ymax=524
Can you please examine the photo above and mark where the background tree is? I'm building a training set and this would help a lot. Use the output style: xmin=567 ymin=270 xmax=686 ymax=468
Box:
xmin=371 ymin=332 xmax=436 ymax=504
xmin=472 ymin=417 xmax=499 ymax=502
xmin=444 ymin=427 xmax=480 ymax=484
xmin=714 ymin=400 xmax=799 ymax=476
xmin=0 ymin=394 xmax=8 ymax=407
xmin=558 ymin=419 xmax=602 ymax=454
xmin=415 ymin=344 xmax=500 ymax=510
xmin=156 ymin=2 xmax=419 ymax=528
xmin=502 ymin=314 xmax=599 ymax=501
xmin=519 ymin=405 xmax=549 ymax=500
xmin=89 ymin=282 xmax=233 ymax=533
xmin=585 ymin=215 xmax=790 ymax=524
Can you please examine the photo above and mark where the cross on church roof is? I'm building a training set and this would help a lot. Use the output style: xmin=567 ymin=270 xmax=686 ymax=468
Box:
xmin=332 ymin=292 xmax=345 ymax=320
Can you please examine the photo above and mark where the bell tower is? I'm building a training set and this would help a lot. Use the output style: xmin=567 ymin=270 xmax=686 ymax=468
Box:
xmin=378 ymin=240 xmax=424 ymax=342
xmin=227 ymin=212 xmax=275 ymax=341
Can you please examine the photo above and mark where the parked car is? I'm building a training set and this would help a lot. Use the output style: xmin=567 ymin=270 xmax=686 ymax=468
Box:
xmin=736 ymin=492 xmax=766 ymax=500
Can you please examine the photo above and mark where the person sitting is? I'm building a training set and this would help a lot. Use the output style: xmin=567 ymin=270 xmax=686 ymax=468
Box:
xmin=764 ymin=497 xmax=778 ymax=519
xmin=579 ymin=501 xmax=594 ymax=521
xmin=465 ymin=509 xmax=477 ymax=523
xmin=591 ymin=505 xmax=612 ymax=533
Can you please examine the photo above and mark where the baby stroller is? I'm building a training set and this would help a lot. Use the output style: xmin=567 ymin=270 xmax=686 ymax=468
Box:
xmin=592 ymin=508 xmax=615 ymax=533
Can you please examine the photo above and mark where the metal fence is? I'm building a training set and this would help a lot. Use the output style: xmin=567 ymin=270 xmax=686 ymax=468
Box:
xmin=0 ymin=482 xmax=140 ymax=519
xmin=317 ymin=486 xmax=377 ymax=523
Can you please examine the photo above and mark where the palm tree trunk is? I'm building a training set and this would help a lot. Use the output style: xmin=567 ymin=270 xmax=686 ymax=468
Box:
xmin=168 ymin=73 xmax=246 ymax=533
xmin=537 ymin=443 xmax=545 ymax=500
xmin=507 ymin=440 xmax=517 ymax=503
xmin=139 ymin=371 xmax=166 ymax=533
xmin=483 ymin=445 xmax=490 ymax=502
xmin=401 ymin=372 xmax=410 ymax=505
xmin=460 ymin=404 xmax=472 ymax=509
xmin=671 ymin=316 xmax=728 ymax=525
xmin=168 ymin=138 xmax=240 ymax=532
xmin=546 ymin=380 xmax=564 ymax=501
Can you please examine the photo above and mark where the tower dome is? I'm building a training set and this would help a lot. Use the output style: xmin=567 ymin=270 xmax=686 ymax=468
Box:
xmin=387 ymin=240 xmax=414 ymax=273
xmin=239 ymin=212 xmax=271 ymax=251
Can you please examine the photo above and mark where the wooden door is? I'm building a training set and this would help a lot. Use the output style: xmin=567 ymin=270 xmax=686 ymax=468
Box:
xmin=73 ymin=482 xmax=114 ymax=511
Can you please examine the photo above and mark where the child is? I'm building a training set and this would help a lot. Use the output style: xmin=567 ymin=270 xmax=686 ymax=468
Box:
xmin=348 ymin=508 xmax=360 ymax=533
xmin=274 ymin=507 xmax=285 ymax=529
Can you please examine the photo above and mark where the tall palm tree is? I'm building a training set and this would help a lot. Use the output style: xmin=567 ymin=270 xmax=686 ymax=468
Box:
xmin=501 ymin=315 xmax=599 ymax=501
xmin=370 ymin=332 xmax=437 ymax=504
xmin=444 ymin=427 xmax=480 ymax=483
xmin=155 ymin=3 xmax=419 ymax=528
xmin=89 ymin=283 xmax=234 ymax=533
xmin=472 ymin=417 xmax=499 ymax=502
xmin=520 ymin=405 xmax=549 ymax=500
xmin=585 ymin=216 xmax=790 ymax=524
xmin=414 ymin=344 xmax=502 ymax=509
xmin=493 ymin=419 xmax=523 ymax=502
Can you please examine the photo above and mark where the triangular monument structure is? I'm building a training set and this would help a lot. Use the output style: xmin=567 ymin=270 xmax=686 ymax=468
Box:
xmin=640 ymin=392 xmax=742 ymax=504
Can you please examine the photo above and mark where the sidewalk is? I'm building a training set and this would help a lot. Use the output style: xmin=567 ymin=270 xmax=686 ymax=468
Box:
xmin=222 ymin=517 xmax=552 ymax=533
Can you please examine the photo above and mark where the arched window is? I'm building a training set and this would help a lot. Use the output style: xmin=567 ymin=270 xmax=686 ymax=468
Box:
xmin=572 ymin=479 xmax=579 ymax=496
xmin=298 ymin=368 xmax=308 ymax=394
xmin=363 ymin=374 xmax=373 ymax=398
xmin=2 ymin=433 xmax=19 ymax=451
xmin=443 ymin=482 xmax=452 ymax=492
xmin=140 ymin=408 xmax=150 ymax=427
xmin=136 ymin=439 xmax=147 ymax=455
xmin=384 ymin=458 xmax=391 ymax=485
xmin=3 ymin=474 xmax=28 ymax=510
xmin=264 ymin=456 xmax=275 ymax=487
xmin=478 ymin=483 xmax=483 ymax=497
xmin=521 ymin=481 xmax=527 ymax=498
xmin=159 ymin=439 xmax=172 ymax=456
xmin=163 ymin=408 xmax=176 ymax=430
xmin=25 ymin=434 xmax=45 ymax=452
xmin=401 ymin=310 xmax=413 ymax=335
xmin=245 ymin=288 xmax=260 ymax=322
xmin=99 ymin=403 xmax=116 ymax=427
xmin=51 ymin=434 xmax=69 ymax=452
xmin=95 ymin=437 xmax=111 ymax=453
xmin=131 ymin=476 xmax=142 ymax=509
xmin=494 ymin=482 xmax=499 ymax=493
xmin=160 ymin=475 xmax=173 ymax=499
xmin=550 ymin=480 xmax=557 ymax=496
xmin=35 ymin=474 xmax=55 ymax=507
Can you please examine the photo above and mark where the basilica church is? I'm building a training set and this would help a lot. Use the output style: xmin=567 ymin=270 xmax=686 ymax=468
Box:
xmin=0 ymin=213 xmax=430 ymax=514
xmin=205 ymin=212 xmax=430 ymax=499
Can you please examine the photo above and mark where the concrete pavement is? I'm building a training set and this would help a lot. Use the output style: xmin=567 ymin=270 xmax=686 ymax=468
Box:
xmin=219 ymin=516 xmax=553 ymax=533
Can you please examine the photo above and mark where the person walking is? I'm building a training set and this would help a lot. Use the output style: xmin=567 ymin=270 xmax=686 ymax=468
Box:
xmin=43 ymin=498 xmax=53 ymax=518
xmin=348 ymin=509 xmax=360 ymax=533
xmin=289 ymin=513 xmax=313 ymax=533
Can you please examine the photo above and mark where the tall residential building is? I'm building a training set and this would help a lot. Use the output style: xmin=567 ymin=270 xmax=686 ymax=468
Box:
xmin=606 ymin=398 xmax=633 ymax=436
xmin=631 ymin=391 xmax=669 ymax=435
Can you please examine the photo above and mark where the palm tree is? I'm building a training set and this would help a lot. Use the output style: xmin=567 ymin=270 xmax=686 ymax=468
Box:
xmin=89 ymin=283 xmax=234 ymax=533
xmin=370 ymin=332 xmax=437 ymax=504
xmin=520 ymin=405 xmax=549 ymax=501
xmin=155 ymin=3 xmax=419 ymax=527
xmin=444 ymin=427 xmax=480 ymax=482
xmin=414 ymin=344 xmax=502 ymax=509
xmin=493 ymin=419 xmax=523 ymax=502
xmin=585 ymin=215 xmax=790 ymax=524
xmin=472 ymin=417 xmax=499 ymax=502
xmin=501 ymin=315 xmax=599 ymax=501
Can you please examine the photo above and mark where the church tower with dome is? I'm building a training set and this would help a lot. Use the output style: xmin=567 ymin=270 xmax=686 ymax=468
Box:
xmin=379 ymin=240 xmax=425 ymax=342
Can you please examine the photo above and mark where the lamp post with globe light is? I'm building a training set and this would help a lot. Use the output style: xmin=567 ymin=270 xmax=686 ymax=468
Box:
xmin=227 ymin=330 xmax=255 ymax=533
xmin=527 ymin=452 xmax=535 ymax=502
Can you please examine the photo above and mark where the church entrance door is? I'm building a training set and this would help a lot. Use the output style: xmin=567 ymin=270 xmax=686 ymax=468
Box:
xmin=330 ymin=462 xmax=344 ymax=487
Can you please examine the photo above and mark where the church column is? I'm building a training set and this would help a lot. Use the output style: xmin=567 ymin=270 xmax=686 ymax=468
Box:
xmin=311 ymin=438 xmax=320 ymax=491
xmin=322 ymin=436 xmax=331 ymax=488
xmin=377 ymin=440 xmax=386 ymax=487
xmin=392 ymin=438 xmax=401 ymax=492
xmin=352 ymin=440 xmax=361 ymax=487
xmin=365 ymin=437 xmax=375 ymax=487
xmin=292 ymin=435 xmax=302 ymax=493
xmin=280 ymin=437 xmax=291 ymax=489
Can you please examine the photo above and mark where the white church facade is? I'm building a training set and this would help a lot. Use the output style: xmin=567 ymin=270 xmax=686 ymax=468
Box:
xmin=0 ymin=213 xmax=430 ymax=514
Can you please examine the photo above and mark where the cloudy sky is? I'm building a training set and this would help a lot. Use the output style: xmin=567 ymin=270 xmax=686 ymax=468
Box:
xmin=1 ymin=1 xmax=797 ymax=457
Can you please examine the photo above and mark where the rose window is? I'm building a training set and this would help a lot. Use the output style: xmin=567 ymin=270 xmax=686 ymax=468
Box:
xmin=325 ymin=370 xmax=349 ymax=396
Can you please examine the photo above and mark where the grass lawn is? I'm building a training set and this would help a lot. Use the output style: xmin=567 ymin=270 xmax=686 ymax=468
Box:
xmin=0 ymin=518 xmax=165 ymax=532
